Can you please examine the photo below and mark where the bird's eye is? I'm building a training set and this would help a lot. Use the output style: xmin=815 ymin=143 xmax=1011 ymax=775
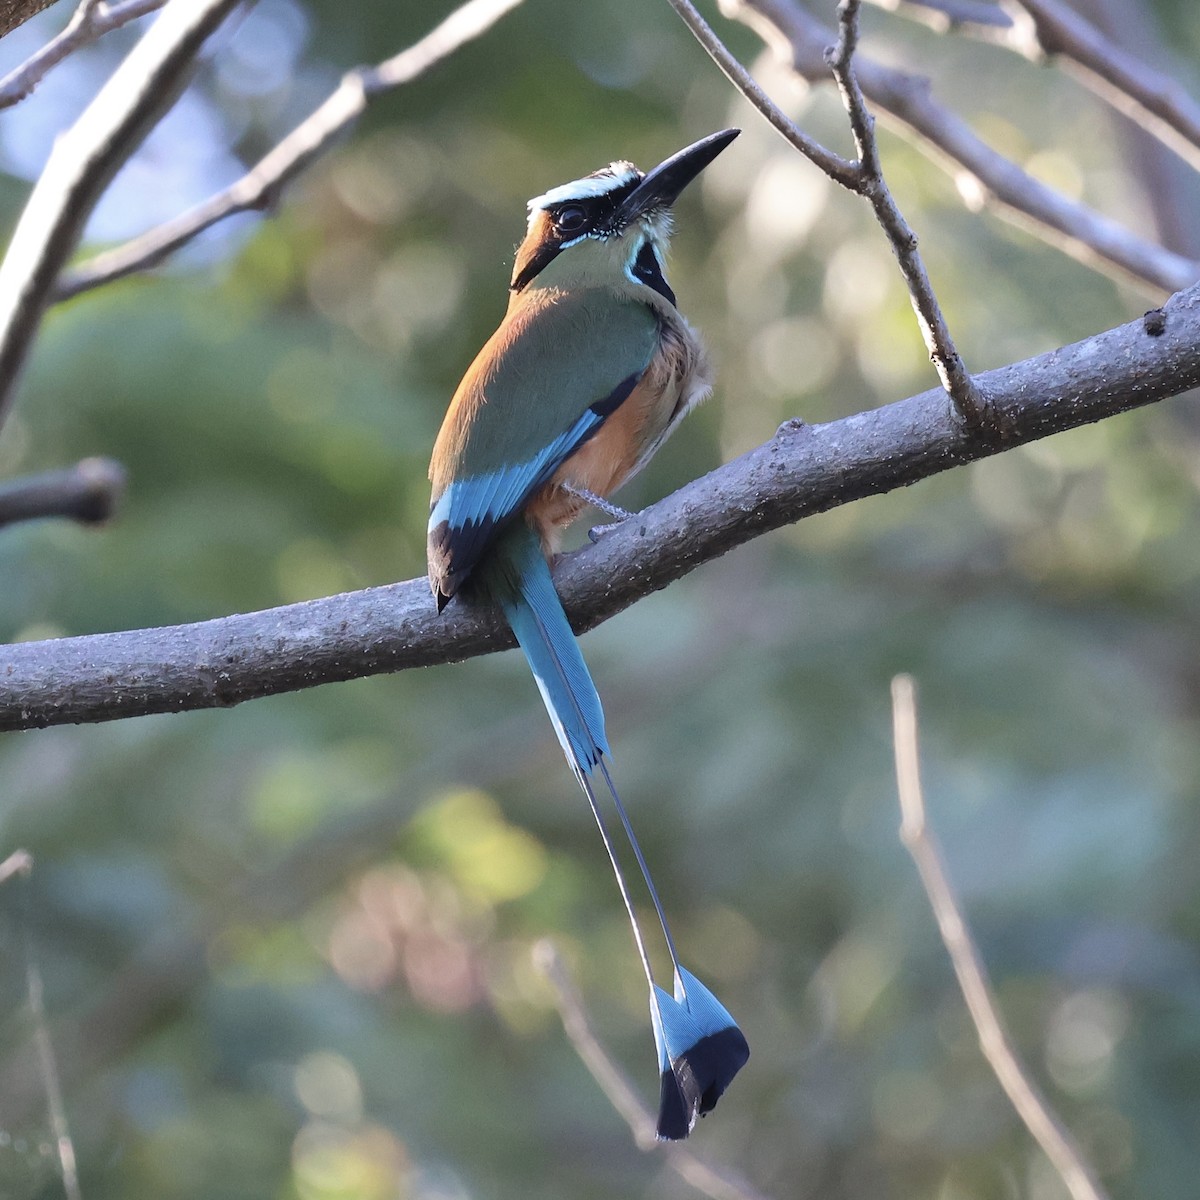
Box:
xmin=555 ymin=205 xmax=587 ymax=234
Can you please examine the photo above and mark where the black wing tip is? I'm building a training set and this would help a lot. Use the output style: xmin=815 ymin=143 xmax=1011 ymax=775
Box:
xmin=428 ymin=514 xmax=497 ymax=607
xmin=655 ymin=1025 xmax=751 ymax=1141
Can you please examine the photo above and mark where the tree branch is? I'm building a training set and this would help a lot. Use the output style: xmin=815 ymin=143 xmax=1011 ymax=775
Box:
xmin=0 ymin=456 xmax=126 ymax=527
xmin=52 ymin=0 xmax=528 ymax=303
xmin=0 ymin=0 xmax=167 ymax=110
xmin=2 ymin=285 xmax=1198 ymax=731
xmin=827 ymin=0 xmax=988 ymax=426
xmin=665 ymin=0 xmax=859 ymax=186
xmin=724 ymin=0 xmax=1199 ymax=294
xmin=0 ymin=0 xmax=242 ymax=434
xmin=890 ymin=675 xmax=1109 ymax=1200
xmin=670 ymin=0 xmax=987 ymax=427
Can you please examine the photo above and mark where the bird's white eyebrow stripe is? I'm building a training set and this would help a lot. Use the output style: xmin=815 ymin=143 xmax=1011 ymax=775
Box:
xmin=527 ymin=164 xmax=641 ymax=212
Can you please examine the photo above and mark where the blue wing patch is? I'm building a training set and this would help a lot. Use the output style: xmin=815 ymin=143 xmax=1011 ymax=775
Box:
xmin=428 ymin=372 xmax=641 ymax=606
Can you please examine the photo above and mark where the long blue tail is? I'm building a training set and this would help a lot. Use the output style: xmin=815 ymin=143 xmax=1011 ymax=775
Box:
xmin=481 ymin=521 xmax=749 ymax=1139
xmin=483 ymin=521 xmax=609 ymax=779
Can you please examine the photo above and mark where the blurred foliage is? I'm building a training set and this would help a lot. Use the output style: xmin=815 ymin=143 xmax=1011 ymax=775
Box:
xmin=2 ymin=0 xmax=1200 ymax=1197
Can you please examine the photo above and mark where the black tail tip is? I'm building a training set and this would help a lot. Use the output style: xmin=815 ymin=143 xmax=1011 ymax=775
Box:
xmin=656 ymin=1025 xmax=750 ymax=1141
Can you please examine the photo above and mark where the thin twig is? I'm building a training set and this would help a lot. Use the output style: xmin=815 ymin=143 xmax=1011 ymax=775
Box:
xmin=828 ymin=0 xmax=989 ymax=428
xmin=673 ymin=0 xmax=986 ymax=427
xmin=0 ymin=0 xmax=167 ymax=110
xmin=1 ymin=851 xmax=83 ymax=1200
xmin=726 ymin=0 xmax=1199 ymax=295
xmin=53 ymin=0 xmax=528 ymax=302
xmin=0 ymin=0 xmax=244 ymax=435
xmin=3 ymin=281 xmax=1200 ymax=731
xmin=534 ymin=941 xmax=769 ymax=1200
xmin=664 ymin=0 xmax=859 ymax=187
xmin=889 ymin=675 xmax=1110 ymax=1200
xmin=0 ymin=456 xmax=127 ymax=528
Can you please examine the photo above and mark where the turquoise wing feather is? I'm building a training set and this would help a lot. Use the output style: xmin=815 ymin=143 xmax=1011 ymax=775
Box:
xmin=428 ymin=287 xmax=657 ymax=603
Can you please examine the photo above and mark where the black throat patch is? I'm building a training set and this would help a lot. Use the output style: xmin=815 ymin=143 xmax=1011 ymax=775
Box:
xmin=631 ymin=240 xmax=676 ymax=307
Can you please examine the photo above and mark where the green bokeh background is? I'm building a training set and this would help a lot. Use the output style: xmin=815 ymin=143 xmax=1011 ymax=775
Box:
xmin=3 ymin=1 xmax=1200 ymax=1197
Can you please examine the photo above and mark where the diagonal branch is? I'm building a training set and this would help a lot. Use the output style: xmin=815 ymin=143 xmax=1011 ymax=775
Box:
xmin=0 ymin=0 xmax=243 ymax=432
xmin=890 ymin=674 xmax=1109 ymax=1200
xmin=52 ymin=0 xmax=528 ymax=302
xmin=2 ymin=285 xmax=1198 ymax=732
xmin=725 ymin=0 xmax=1200 ymax=295
xmin=0 ymin=0 xmax=167 ymax=110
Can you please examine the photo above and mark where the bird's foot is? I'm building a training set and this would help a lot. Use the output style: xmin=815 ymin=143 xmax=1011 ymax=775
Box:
xmin=562 ymin=483 xmax=634 ymax=522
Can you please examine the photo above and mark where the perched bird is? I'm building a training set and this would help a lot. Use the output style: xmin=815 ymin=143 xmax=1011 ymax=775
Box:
xmin=428 ymin=129 xmax=747 ymax=1139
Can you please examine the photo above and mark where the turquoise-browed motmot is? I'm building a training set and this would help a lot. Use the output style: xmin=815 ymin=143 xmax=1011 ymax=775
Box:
xmin=428 ymin=129 xmax=747 ymax=1139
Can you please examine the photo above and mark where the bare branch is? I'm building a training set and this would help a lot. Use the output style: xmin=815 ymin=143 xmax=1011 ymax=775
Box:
xmin=889 ymin=675 xmax=1109 ymax=1200
xmin=0 ymin=0 xmax=244 ymax=434
xmin=0 ymin=0 xmax=166 ymax=110
xmin=828 ymin=0 xmax=989 ymax=427
xmin=671 ymin=0 xmax=986 ymax=426
xmin=0 ymin=456 xmax=126 ymax=528
xmin=534 ymin=941 xmax=659 ymax=1149
xmin=2 ymin=285 xmax=1197 ymax=731
xmin=1 ymin=851 xmax=83 ymax=1200
xmin=534 ymin=941 xmax=770 ymax=1200
xmin=725 ymin=0 xmax=1199 ymax=294
xmin=53 ymin=0 xmax=528 ymax=302
xmin=665 ymin=0 xmax=858 ymax=187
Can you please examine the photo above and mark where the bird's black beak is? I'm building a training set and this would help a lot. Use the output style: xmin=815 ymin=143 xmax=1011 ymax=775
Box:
xmin=615 ymin=128 xmax=740 ymax=225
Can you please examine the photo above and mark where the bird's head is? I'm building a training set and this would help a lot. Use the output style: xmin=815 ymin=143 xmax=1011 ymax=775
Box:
xmin=510 ymin=128 xmax=740 ymax=304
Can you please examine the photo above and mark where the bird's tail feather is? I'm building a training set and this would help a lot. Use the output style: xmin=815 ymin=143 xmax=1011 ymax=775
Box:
xmin=486 ymin=522 xmax=608 ymax=776
xmin=484 ymin=523 xmax=678 ymax=969
xmin=484 ymin=522 xmax=748 ymax=1137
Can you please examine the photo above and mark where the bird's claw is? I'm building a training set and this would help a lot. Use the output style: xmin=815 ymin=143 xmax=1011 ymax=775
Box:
xmin=563 ymin=483 xmax=634 ymax=523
